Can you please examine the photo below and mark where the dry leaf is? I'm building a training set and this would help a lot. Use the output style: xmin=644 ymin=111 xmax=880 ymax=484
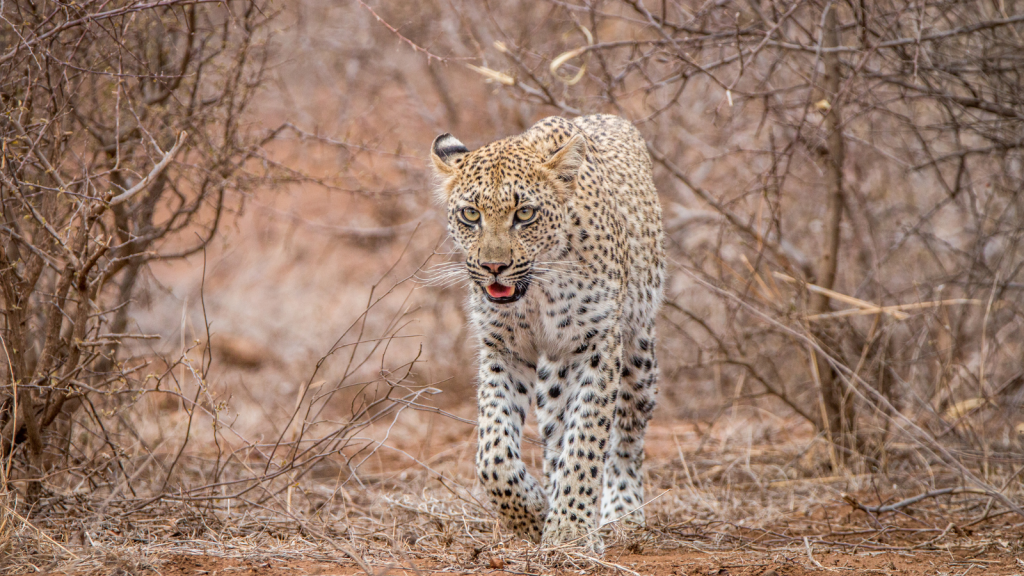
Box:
xmin=550 ymin=25 xmax=593 ymax=85
xmin=466 ymin=64 xmax=515 ymax=86
xmin=945 ymin=397 xmax=987 ymax=420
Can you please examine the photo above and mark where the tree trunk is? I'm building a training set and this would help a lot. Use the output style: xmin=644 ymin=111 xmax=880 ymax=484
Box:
xmin=810 ymin=4 xmax=855 ymax=456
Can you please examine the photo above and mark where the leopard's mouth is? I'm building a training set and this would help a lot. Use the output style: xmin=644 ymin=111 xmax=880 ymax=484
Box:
xmin=483 ymin=280 xmax=528 ymax=304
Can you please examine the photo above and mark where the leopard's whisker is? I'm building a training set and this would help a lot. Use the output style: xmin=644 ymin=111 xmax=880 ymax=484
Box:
xmin=534 ymin=260 xmax=583 ymax=266
xmin=426 ymin=263 xmax=467 ymax=271
xmin=418 ymin=271 xmax=471 ymax=287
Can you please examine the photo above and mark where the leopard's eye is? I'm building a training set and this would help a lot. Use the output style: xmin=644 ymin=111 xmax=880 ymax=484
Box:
xmin=514 ymin=206 xmax=536 ymax=223
xmin=460 ymin=207 xmax=480 ymax=224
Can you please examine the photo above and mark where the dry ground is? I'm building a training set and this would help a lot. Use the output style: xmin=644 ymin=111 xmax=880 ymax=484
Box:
xmin=125 ymin=546 xmax=1024 ymax=576
xmin=9 ymin=417 xmax=1024 ymax=575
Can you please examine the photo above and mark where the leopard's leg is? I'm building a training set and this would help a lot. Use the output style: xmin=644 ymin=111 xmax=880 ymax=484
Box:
xmin=541 ymin=328 xmax=621 ymax=553
xmin=600 ymin=324 xmax=658 ymax=529
xmin=476 ymin=349 xmax=547 ymax=542
xmin=535 ymin=355 xmax=570 ymax=492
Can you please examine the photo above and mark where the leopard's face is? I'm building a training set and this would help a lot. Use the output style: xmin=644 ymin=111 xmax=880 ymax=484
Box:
xmin=446 ymin=174 xmax=567 ymax=304
xmin=430 ymin=132 xmax=586 ymax=304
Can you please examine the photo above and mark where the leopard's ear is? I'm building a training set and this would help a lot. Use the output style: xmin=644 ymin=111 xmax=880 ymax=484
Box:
xmin=431 ymin=133 xmax=469 ymax=202
xmin=541 ymin=133 xmax=587 ymax=184
xmin=431 ymin=133 xmax=469 ymax=177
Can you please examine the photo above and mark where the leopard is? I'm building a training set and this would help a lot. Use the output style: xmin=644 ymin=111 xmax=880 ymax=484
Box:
xmin=429 ymin=114 xmax=665 ymax=553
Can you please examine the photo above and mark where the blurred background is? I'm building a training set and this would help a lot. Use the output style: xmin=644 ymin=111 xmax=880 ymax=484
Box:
xmin=132 ymin=0 xmax=1024 ymax=447
xmin=2 ymin=0 xmax=1024 ymax=567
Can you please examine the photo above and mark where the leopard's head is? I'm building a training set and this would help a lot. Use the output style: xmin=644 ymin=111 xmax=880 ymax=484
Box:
xmin=430 ymin=130 xmax=586 ymax=304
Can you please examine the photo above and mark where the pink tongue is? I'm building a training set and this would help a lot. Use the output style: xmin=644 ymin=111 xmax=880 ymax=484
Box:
xmin=486 ymin=283 xmax=515 ymax=298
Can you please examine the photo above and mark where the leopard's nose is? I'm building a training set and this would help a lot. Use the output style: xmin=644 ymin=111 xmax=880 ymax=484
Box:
xmin=481 ymin=262 xmax=510 ymax=275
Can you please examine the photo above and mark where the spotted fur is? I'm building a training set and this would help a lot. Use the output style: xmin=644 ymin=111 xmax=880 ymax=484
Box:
xmin=430 ymin=115 xmax=665 ymax=552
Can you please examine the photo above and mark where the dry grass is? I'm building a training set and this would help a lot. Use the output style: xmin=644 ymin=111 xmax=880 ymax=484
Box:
xmin=0 ymin=486 xmax=10 ymax=558
xmin=2 ymin=412 xmax=1022 ymax=574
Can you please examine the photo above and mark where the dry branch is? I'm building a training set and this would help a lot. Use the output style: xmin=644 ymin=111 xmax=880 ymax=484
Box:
xmin=843 ymin=488 xmax=987 ymax=515
xmin=773 ymin=273 xmax=910 ymax=320
xmin=108 ymin=131 xmax=189 ymax=206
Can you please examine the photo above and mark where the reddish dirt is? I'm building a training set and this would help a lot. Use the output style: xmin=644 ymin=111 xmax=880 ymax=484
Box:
xmin=144 ymin=545 xmax=1024 ymax=576
xmin=15 ymin=417 xmax=1024 ymax=576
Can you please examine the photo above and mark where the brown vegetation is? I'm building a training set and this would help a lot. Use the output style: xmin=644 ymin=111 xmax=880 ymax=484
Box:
xmin=2 ymin=0 xmax=1023 ymax=574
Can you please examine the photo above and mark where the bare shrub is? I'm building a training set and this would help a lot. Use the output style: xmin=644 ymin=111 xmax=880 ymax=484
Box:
xmin=0 ymin=0 xmax=272 ymax=500
xmin=0 ymin=1 xmax=454 ymax=564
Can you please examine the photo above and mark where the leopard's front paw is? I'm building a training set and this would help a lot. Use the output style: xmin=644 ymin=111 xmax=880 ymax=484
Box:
xmin=508 ymin=514 xmax=544 ymax=544
xmin=501 ymin=492 xmax=547 ymax=543
xmin=541 ymin=512 xmax=604 ymax=555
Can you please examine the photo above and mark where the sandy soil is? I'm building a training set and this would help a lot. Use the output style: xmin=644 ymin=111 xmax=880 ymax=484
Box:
xmin=126 ymin=544 xmax=1024 ymax=576
xmin=19 ymin=417 xmax=1024 ymax=576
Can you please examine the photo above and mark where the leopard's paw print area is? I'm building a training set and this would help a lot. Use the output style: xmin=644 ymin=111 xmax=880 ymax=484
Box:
xmin=430 ymin=115 xmax=665 ymax=554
